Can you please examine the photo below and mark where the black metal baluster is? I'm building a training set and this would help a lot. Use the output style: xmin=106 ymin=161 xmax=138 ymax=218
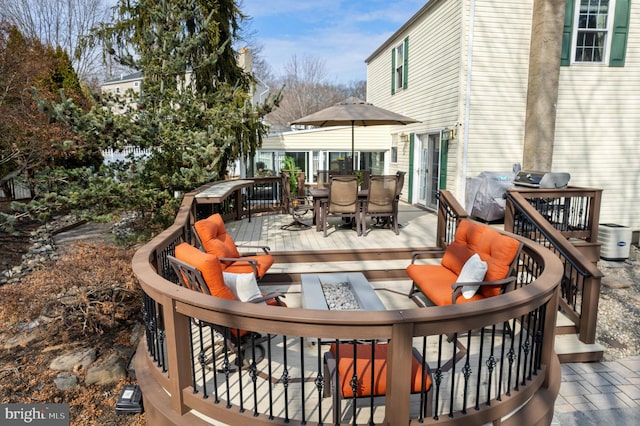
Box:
xmin=315 ymin=338 xmax=324 ymax=426
xmin=485 ymin=325 xmax=497 ymax=406
xmin=250 ymin=333 xmax=259 ymax=417
xmin=267 ymin=334 xmax=274 ymax=420
xmin=449 ymin=333 xmax=458 ymax=417
xmin=197 ymin=321 xmax=208 ymax=398
xmin=350 ymin=341 xmax=358 ymax=426
xmin=299 ymin=337 xmax=306 ymax=424
xmin=210 ymin=327 xmax=220 ymax=404
xmin=368 ymin=341 xmax=375 ymax=426
xmin=506 ymin=318 xmax=517 ymax=397
xmin=419 ymin=336 xmax=428 ymax=421
xmin=515 ymin=315 xmax=526 ymax=391
xmin=475 ymin=327 xmax=485 ymax=410
xmin=282 ymin=335 xmax=290 ymax=422
xmin=497 ymin=321 xmax=508 ymax=401
xmin=222 ymin=328 xmax=232 ymax=408
xmin=433 ymin=335 xmax=443 ymax=420
xmin=236 ymin=331 xmax=245 ymax=413
xmin=461 ymin=332 xmax=472 ymax=414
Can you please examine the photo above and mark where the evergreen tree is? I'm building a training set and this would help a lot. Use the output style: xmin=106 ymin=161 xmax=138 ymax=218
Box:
xmin=17 ymin=0 xmax=280 ymax=236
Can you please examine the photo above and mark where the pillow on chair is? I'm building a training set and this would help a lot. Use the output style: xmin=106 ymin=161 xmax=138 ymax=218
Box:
xmin=457 ymin=253 xmax=488 ymax=299
xmin=223 ymin=272 xmax=264 ymax=304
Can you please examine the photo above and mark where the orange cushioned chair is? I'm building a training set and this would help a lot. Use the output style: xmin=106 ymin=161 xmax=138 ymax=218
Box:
xmin=169 ymin=242 xmax=284 ymax=369
xmin=170 ymin=242 xmax=283 ymax=306
xmin=324 ymin=342 xmax=432 ymax=424
xmin=193 ymin=213 xmax=274 ymax=278
xmin=406 ymin=219 xmax=522 ymax=305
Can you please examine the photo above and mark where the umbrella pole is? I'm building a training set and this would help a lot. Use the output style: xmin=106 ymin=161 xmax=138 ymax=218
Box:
xmin=351 ymin=121 xmax=355 ymax=172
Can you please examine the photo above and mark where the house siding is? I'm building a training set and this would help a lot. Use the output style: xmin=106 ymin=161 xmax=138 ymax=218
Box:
xmin=367 ymin=0 xmax=535 ymax=206
xmin=555 ymin=1 xmax=640 ymax=229
xmin=461 ymin=0 xmax=533 ymax=192
xmin=367 ymin=0 xmax=462 ymax=204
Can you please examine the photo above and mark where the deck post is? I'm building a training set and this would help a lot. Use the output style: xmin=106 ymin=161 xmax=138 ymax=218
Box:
xmin=384 ymin=322 xmax=414 ymax=426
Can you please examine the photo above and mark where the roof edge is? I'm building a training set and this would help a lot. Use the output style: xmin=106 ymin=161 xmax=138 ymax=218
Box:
xmin=364 ymin=0 xmax=441 ymax=64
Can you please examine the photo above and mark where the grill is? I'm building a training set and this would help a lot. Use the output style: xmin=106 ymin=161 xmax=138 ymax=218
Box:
xmin=514 ymin=171 xmax=570 ymax=189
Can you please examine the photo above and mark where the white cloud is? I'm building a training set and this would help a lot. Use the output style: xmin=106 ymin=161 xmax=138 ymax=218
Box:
xmin=242 ymin=0 xmax=425 ymax=83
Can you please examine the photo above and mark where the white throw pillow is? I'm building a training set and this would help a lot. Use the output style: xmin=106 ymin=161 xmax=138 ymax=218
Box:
xmin=457 ymin=253 xmax=488 ymax=299
xmin=223 ymin=272 xmax=264 ymax=304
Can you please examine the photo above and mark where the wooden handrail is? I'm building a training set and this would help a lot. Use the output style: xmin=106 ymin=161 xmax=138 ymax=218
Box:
xmin=131 ymin=182 xmax=564 ymax=426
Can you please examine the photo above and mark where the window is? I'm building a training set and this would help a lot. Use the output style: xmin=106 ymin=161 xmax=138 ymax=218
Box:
xmin=574 ymin=0 xmax=611 ymax=62
xmin=395 ymin=44 xmax=404 ymax=89
xmin=561 ymin=0 xmax=630 ymax=66
xmin=391 ymin=37 xmax=409 ymax=94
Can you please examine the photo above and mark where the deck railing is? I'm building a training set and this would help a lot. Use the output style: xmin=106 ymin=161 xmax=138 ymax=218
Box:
xmin=504 ymin=188 xmax=603 ymax=344
xmin=131 ymin=182 xmax=564 ymax=425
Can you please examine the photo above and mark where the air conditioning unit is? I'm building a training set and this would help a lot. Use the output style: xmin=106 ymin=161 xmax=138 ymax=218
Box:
xmin=599 ymin=223 xmax=632 ymax=261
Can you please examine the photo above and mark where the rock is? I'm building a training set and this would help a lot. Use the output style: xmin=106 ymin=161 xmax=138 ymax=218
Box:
xmin=601 ymin=275 xmax=632 ymax=289
xmin=85 ymin=353 xmax=127 ymax=386
xmin=54 ymin=372 xmax=78 ymax=390
xmin=50 ymin=348 xmax=97 ymax=371
xmin=3 ymin=328 xmax=41 ymax=349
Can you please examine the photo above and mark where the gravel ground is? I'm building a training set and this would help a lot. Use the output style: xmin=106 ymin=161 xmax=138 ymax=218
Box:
xmin=596 ymin=244 xmax=640 ymax=361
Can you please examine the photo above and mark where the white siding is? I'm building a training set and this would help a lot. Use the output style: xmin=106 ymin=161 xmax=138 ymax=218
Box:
xmin=555 ymin=2 xmax=640 ymax=230
xmin=367 ymin=0 xmax=463 ymax=203
xmin=460 ymin=0 xmax=533 ymax=202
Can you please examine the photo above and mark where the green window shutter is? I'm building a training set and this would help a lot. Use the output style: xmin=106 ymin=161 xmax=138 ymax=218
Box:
xmin=439 ymin=138 xmax=448 ymax=190
xmin=391 ymin=48 xmax=396 ymax=95
xmin=610 ymin=0 xmax=630 ymax=67
xmin=560 ymin=0 xmax=575 ymax=66
xmin=403 ymin=37 xmax=409 ymax=89
xmin=408 ymin=133 xmax=414 ymax=203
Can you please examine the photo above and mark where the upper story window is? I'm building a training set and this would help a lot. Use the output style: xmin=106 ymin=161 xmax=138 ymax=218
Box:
xmin=395 ymin=44 xmax=404 ymax=90
xmin=574 ymin=0 xmax=611 ymax=62
xmin=391 ymin=37 xmax=409 ymax=94
xmin=561 ymin=0 xmax=630 ymax=67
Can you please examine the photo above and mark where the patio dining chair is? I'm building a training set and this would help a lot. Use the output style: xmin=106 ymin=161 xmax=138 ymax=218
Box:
xmin=322 ymin=175 xmax=361 ymax=237
xmin=361 ymin=175 xmax=399 ymax=236
xmin=281 ymin=171 xmax=313 ymax=230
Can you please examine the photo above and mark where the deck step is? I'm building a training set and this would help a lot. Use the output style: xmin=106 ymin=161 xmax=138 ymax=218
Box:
xmin=555 ymin=334 xmax=604 ymax=363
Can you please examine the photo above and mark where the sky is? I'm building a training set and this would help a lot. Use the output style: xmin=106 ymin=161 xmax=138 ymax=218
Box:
xmin=240 ymin=0 xmax=426 ymax=84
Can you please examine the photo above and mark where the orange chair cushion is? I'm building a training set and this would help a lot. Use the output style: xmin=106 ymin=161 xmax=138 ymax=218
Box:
xmin=406 ymin=264 xmax=484 ymax=305
xmin=441 ymin=219 xmax=486 ymax=275
xmin=195 ymin=214 xmax=273 ymax=277
xmin=174 ymin=242 xmax=236 ymax=301
xmin=476 ymin=227 xmax=521 ymax=298
xmin=194 ymin=214 xmax=241 ymax=259
xmin=330 ymin=343 xmax=431 ymax=398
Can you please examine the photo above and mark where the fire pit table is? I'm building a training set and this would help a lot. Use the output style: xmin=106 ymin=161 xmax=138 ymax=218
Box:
xmin=301 ymin=272 xmax=386 ymax=311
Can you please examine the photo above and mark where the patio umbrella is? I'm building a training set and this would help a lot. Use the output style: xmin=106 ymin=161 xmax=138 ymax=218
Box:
xmin=291 ymin=97 xmax=419 ymax=171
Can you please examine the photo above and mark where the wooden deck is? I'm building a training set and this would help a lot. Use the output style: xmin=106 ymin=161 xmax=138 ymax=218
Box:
xmin=226 ymin=203 xmax=604 ymax=363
